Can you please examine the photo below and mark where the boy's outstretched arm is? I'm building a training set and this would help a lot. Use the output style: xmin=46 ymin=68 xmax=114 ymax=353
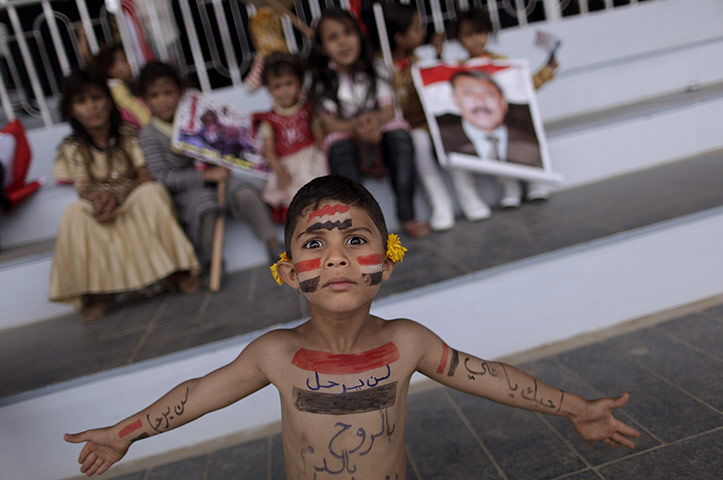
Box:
xmin=411 ymin=323 xmax=641 ymax=449
xmin=64 ymin=338 xmax=271 ymax=476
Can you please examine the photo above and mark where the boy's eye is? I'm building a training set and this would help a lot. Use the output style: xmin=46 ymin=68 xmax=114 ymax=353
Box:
xmin=347 ymin=236 xmax=366 ymax=246
xmin=303 ymin=239 xmax=322 ymax=249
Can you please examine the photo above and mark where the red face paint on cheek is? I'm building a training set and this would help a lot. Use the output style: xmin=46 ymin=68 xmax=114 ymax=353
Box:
xmin=357 ymin=254 xmax=383 ymax=286
xmin=295 ymin=258 xmax=321 ymax=273
xmin=295 ymin=257 xmax=321 ymax=293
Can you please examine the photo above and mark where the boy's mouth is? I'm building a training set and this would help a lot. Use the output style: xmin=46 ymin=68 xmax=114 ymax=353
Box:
xmin=324 ymin=277 xmax=356 ymax=291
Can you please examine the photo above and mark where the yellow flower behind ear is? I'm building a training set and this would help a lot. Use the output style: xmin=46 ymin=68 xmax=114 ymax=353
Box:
xmin=386 ymin=234 xmax=407 ymax=263
xmin=270 ymin=252 xmax=289 ymax=286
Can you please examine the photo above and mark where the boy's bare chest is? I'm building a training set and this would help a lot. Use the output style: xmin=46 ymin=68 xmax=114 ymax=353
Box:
xmin=269 ymin=341 xmax=412 ymax=479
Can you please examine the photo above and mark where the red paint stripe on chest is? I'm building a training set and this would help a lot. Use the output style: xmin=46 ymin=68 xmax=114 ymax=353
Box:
xmin=119 ymin=419 xmax=142 ymax=438
xmin=292 ymin=342 xmax=400 ymax=374
xmin=307 ymin=204 xmax=350 ymax=222
xmin=295 ymin=258 xmax=321 ymax=273
xmin=357 ymin=254 xmax=383 ymax=266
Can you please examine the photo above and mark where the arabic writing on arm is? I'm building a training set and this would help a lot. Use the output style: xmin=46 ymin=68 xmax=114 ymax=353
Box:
xmin=146 ymin=387 xmax=190 ymax=433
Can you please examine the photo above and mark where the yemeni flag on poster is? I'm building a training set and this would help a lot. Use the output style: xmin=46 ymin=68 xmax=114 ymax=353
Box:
xmin=412 ymin=59 xmax=561 ymax=184
xmin=172 ymin=90 xmax=269 ymax=179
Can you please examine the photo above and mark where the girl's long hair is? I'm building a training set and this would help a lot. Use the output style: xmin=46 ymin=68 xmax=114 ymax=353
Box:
xmin=59 ymin=69 xmax=134 ymax=181
xmin=309 ymin=8 xmax=380 ymax=119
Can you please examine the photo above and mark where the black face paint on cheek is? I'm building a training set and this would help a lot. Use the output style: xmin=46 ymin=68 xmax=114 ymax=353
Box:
xmin=300 ymin=276 xmax=320 ymax=293
xmin=361 ymin=272 xmax=383 ymax=286
xmin=306 ymin=218 xmax=352 ymax=233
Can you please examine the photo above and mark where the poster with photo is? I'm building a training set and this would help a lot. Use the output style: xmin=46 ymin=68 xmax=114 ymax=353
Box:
xmin=172 ymin=90 xmax=269 ymax=179
xmin=412 ymin=59 xmax=561 ymax=184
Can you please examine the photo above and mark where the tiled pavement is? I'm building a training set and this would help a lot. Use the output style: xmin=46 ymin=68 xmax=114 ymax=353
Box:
xmin=2 ymin=150 xmax=723 ymax=400
xmin=80 ymin=301 xmax=723 ymax=480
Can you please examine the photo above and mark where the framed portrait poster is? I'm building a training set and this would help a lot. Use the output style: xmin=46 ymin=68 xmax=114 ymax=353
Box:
xmin=172 ymin=90 xmax=269 ymax=179
xmin=412 ymin=59 xmax=561 ymax=184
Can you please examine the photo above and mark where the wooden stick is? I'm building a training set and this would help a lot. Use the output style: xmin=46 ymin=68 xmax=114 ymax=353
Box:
xmin=209 ymin=178 xmax=227 ymax=292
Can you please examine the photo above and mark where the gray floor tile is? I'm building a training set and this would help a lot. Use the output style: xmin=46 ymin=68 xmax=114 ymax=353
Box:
xmin=146 ymin=454 xmax=207 ymax=480
xmin=132 ymin=320 xmax=240 ymax=362
xmin=702 ymin=303 xmax=723 ymax=321
xmin=206 ymin=437 xmax=267 ymax=479
xmin=519 ymin=359 xmax=660 ymax=466
xmin=656 ymin=313 xmax=723 ymax=359
xmin=556 ymin=343 xmax=722 ymax=443
xmin=448 ymin=388 xmax=586 ymax=480
xmin=598 ymin=428 xmax=723 ymax=480
xmin=557 ymin=470 xmax=602 ymax=480
xmin=106 ymin=472 xmax=146 ymax=480
xmin=405 ymin=388 xmax=501 ymax=480
xmin=603 ymin=328 xmax=723 ymax=410
xmin=270 ymin=433 xmax=286 ymax=480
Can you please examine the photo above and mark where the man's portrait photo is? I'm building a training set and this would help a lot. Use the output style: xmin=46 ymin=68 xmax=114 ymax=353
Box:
xmin=412 ymin=60 xmax=559 ymax=184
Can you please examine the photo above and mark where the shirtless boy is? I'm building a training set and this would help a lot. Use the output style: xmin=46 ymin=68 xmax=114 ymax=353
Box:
xmin=64 ymin=175 xmax=640 ymax=478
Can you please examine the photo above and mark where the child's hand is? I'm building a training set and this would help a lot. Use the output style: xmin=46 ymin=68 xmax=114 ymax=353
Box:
xmin=356 ymin=113 xmax=382 ymax=144
xmin=204 ymin=166 xmax=231 ymax=183
xmin=569 ymin=392 xmax=640 ymax=448
xmin=432 ymin=32 xmax=445 ymax=59
xmin=64 ymin=428 xmax=130 ymax=476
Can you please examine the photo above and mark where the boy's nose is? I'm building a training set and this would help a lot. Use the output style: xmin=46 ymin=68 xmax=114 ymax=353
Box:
xmin=326 ymin=257 xmax=348 ymax=268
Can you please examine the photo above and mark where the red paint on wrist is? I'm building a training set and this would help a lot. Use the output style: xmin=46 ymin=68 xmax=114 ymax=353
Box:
xmin=436 ymin=343 xmax=449 ymax=375
xmin=119 ymin=419 xmax=142 ymax=438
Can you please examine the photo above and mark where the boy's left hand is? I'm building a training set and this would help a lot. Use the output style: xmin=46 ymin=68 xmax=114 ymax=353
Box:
xmin=570 ymin=392 xmax=641 ymax=448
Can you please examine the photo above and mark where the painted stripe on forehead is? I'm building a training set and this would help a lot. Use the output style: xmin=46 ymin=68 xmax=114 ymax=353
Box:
xmin=295 ymin=258 xmax=321 ymax=273
xmin=357 ymin=254 xmax=383 ymax=266
xmin=306 ymin=218 xmax=352 ymax=232
xmin=293 ymin=382 xmax=397 ymax=415
xmin=292 ymin=342 xmax=400 ymax=374
xmin=307 ymin=204 xmax=351 ymax=222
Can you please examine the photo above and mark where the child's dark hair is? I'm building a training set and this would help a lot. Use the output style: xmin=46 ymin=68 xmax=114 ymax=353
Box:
xmin=261 ymin=53 xmax=304 ymax=86
xmin=137 ymin=61 xmax=185 ymax=96
xmin=59 ymin=69 xmax=134 ymax=180
xmin=453 ymin=8 xmax=493 ymax=38
xmin=309 ymin=8 xmax=380 ymax=119
xmin=91 ymin=44 xmax=124 ymax=79
xmin=284 ymin=175 xmax=388 ymax=257
xmin=60 ymin=69 xmax=123 ymax=143
xmin=383 ymin=2 xmax=419 ymax=51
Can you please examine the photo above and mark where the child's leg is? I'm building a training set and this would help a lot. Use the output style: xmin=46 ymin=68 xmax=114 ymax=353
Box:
xmin=380 ymin=129 xmax=421 ymax=225
xmin=410 ymin=128 xmax=454 ymax=231
xmin=226 ymin=178 xmax=281 ymax=258
xmin=327 ymin=138 xmax=362 ymax=183
xmin=499 ymin=177 xmax=523 ymax=209
xmin=451 ymin=169 xmax=491 ymax=221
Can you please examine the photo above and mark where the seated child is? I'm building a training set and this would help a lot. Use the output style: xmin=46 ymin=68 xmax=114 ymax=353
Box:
xmin=309 ymin=8 xmax=430 ymax=238
xmin=451 ymin=8 xmax=558 ymax=209
xmin=64 ymin=175 xmax=640 ymax=477
xmin=92 ymin=44 xmax=151 ymax=129
xmin=137 ymin=62 xmax=284 ymax=265
xmin=254 ymin=53 xmax=328 ymax=224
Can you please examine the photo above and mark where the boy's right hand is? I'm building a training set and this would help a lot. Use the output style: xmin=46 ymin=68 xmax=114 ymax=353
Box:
xmin=64 ymin=428 xmax=130 ymax=476
xmin=203 ymin=166 xmax=231 ymax=183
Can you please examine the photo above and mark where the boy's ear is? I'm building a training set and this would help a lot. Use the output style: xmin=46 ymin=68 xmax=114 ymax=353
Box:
xmin=381 ymin=257 xmax=396 ymax=282
xmin=276 ymin=260 xmax=301 ymax=290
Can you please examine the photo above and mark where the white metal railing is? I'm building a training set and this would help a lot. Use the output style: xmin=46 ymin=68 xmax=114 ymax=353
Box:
xmin=0 ymin=0 xmax=651 ymax=128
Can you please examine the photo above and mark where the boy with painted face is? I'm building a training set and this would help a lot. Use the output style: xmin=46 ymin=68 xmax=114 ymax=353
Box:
xmin=64 ymin=175 xmax=640 ymax=478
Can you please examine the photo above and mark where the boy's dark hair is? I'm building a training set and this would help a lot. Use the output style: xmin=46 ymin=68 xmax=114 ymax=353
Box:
xmin=383 ymin=3 xmax=418 ymax=51
xmin=453 ymin=8 xmax=493 ymax=38
xmin=284 ymin=175 xmax=388 ymax=257
xmin=450 ymin=69 xmax=504 ymax=96
xmin=309 ymin=8 xmax=380 ymax=120
xmin=137 ymin=61 xmax=185 ymax=96
xmin=261 ymin=53 xmax=304 ymax=85
xmin=91 ymin=44 xmax=124 ymax=79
